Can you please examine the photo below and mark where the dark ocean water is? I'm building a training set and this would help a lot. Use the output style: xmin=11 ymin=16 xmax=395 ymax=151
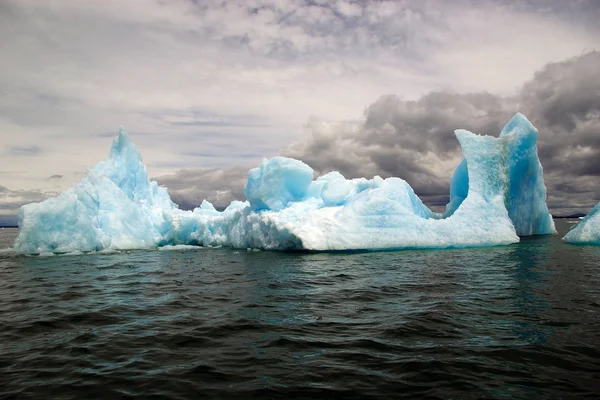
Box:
xmin=1 ymin=220 xmax=599 ymax=399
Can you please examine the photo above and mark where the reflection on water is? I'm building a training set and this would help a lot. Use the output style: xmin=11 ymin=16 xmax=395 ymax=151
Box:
xmin=0 ymin=223 xmax=599 ymax=399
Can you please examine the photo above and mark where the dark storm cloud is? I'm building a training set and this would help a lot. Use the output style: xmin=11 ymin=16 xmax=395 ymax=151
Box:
xmin=284 ymin=91 xmax=511 ymax=176
xmin=286 ymin=52 xmax=600 ymax=214
xmin=289 ymin=52 xmax=600 ymax=213
xmin=156 ymin=52 xmax=600 ymax=215
xmin=516 ymin=52 xmax=600 ymax=213
xmin=155 ymin=166 xmax=249 ymax=210
xmin=280 ymin=91 xmax=516 ymax=209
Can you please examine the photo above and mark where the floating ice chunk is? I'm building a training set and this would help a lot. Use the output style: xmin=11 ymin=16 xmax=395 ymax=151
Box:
xmin=563 ymin=203 xmax=600 ymax=245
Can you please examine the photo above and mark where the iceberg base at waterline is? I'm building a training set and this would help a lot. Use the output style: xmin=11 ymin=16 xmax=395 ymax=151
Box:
xmin=14 ymin=113 xmax=557 ymax=254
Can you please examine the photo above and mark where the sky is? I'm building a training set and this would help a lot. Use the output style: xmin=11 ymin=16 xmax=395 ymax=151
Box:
xmin=1 ymin=0 xmax=600 ymax=225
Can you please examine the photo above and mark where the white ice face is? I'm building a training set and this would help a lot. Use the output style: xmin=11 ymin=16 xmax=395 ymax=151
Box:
xmin=14 ymin=114 xmax=557 ymax=254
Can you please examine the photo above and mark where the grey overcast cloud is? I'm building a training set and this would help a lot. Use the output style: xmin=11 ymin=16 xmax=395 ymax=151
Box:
xmin=1 ymin=0 xmax=600 ymax=225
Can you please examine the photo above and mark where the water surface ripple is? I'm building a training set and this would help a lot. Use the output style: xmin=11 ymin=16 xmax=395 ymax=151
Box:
xmin=1 ymin=220 xmax=599 ymax=399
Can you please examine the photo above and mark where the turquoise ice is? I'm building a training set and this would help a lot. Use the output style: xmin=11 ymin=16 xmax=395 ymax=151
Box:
xmin=14 ymin=113 xmax=556 ymax=254
xmin=14 ymin=129 xmax=177 ymax=253
xmin=445 ymin=113 xmax=556 ymax=236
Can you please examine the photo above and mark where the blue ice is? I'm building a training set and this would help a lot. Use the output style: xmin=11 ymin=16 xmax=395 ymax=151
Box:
xmin=14 ymin=113 xmax=556 ymax=254
xmin=445 ymin=113 xmax=556 ymax=236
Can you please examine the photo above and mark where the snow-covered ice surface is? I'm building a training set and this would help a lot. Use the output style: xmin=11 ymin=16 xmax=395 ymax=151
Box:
xmin=14 ymin=113 xmax=556 ymax=254
xmin=563 ymin=202 xmax=600 ymax=245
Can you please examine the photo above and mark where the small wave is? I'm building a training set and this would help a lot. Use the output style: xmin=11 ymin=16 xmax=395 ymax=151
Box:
xmin=2 ymin=231 xmax=600 ymax=400
xmin=98 ymin=248 xmax=122 ymax=254
xmin=158 ymin=245 xmax=204 ymax=251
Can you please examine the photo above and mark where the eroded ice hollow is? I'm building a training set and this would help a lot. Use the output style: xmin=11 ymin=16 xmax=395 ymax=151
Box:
xmin=14 ymin=113 xmax=556 ymax=254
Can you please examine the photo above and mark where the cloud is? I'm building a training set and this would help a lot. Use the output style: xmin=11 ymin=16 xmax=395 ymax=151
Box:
xmin=4 ymin=145 xmax=42 ymax=156
xmin=0 ymin=186 xmax=50 ymax=226
xmin=1 ymin=0 xmax=599 ymax=221
xmin=1 ymin=0 xmax=598 ymax=192
xmin=155 ymin=52 xmax=600 ymax=215
xmin=155 ymin=166 xmax=249 ymax=210
xmin=3 ymin=52 xmax=600 ymax=220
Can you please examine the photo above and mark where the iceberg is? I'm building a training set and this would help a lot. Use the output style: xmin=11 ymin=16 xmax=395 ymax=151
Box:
xmin=14 ymin=113 xmax=556 ymax=254
xmin=563 ymin=203 xmax=600 ymax=245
